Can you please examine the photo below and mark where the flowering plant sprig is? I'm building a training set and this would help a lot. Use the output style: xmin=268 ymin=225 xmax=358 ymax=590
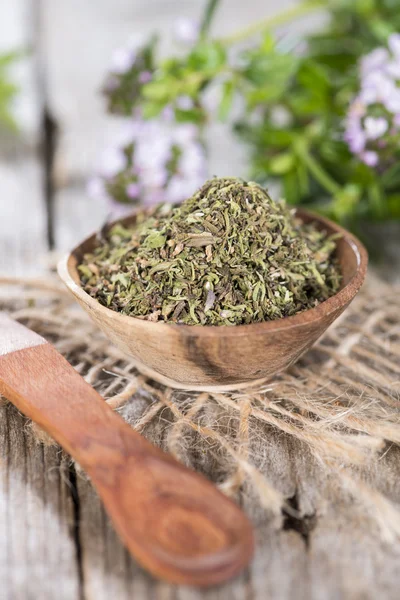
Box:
xmin=345 ymin=35 xmax=400 ymax=168
xmin=89 ymin=114 xmax=206 ymax=210
xmin=233 ymin=1 xmax=400 ymax=223
xmin=92 ymin=0 xmax=400 ymax=226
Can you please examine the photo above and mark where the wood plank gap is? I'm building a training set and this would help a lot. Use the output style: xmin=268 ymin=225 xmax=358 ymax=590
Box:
xmin=282 ymin=491 xmax=317 ymax=548
xmin=68 ymin=463 xmax=85 ymax=600
xmin=4 ymin=405 xmax=11 ymax=600
xmin=33 ymin=0 xmax=59 ymax=250
xmin=41 ymin=106 xmax=58 ymax=249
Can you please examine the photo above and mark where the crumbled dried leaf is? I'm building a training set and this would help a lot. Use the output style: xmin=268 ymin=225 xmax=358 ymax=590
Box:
xmin=79 ymin=177 xmax=342 ymax=326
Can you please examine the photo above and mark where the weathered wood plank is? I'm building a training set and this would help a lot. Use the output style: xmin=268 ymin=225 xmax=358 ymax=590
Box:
xmin=306 ymin=444 xmax=400 ymax=600
xmin=0 ymin=0 xmax=41 ymax=139
xmin=73 ymin=413 xmax=306 ymax=600
xmin=0 ymin=402 xmax=80 ymax=600
xmin=52 ymin=184 xmax=108 ymax=253
xmin=0 ymin=0 xmax=47 ymax=277
xmin=0 ymin=154 xmax=48 ymax=277
xmin=0 ymin=2 xmax=81 ymax=598
xmin=76 ymin=474 xmax=159 ymax=600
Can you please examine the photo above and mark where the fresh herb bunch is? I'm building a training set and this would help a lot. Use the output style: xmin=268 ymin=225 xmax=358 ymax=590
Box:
xmin=236 ymin=0 xmax=400 ymax=223
xmin=92 ymin=0 xmax=400 ymax=231
xmin=79 ymin=178 xmax=341 ymax=326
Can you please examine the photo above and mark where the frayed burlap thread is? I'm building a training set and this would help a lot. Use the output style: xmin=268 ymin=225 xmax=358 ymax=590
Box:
xmin=1 ymin=274 xmax=399 ymax=539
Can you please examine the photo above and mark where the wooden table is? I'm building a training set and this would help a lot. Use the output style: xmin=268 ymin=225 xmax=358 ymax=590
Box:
xmin=1 ymin=2 xmax=400 ymax=599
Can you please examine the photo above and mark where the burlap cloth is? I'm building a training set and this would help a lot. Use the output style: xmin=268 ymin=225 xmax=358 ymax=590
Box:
xmin=0 ymin=274 xmax=399 ymax=540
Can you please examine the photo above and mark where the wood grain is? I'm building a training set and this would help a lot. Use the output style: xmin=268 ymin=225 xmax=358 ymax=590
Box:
xmin=0 ymin=337 xmax=254 ymax=587
xmin=0 ymin=401 xmax=80 ymax=600
xmin=58 ymin=210 xmax=368 ymax=391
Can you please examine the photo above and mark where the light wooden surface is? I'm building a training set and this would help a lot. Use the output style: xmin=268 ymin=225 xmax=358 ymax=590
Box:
xmin=0 ymin=1 xmax=399 ymax=599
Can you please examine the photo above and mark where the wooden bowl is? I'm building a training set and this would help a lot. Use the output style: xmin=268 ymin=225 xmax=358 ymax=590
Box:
xmin=58 ymin=210 xmax=368 ymax=392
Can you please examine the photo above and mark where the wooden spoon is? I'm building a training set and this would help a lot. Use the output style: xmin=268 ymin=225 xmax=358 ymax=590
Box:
xmin=0 ymin=313 xmax=254 ymax=587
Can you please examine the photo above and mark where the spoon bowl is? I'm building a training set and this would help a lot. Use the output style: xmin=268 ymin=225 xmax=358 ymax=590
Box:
xmin=58 ymin=210 xmax=368 ymax=391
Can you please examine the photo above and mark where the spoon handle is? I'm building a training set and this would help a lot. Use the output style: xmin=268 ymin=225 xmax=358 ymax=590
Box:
xmin=0 ymin=319 xmax=253 ymax=587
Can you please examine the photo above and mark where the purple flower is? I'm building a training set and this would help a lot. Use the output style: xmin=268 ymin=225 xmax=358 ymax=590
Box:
xmin=142 ymin=189 xmax=165 ymax=207
xmin=162 ymin=105 xmax=175 ymax=122
xmin=139 ymin=71 xmax=152 ymax=84
xmin=99 ymin=147 xmax=127 ymax=178
xmin=94 ymin=113 xmax=207 ymax=208
xmin=111 ymin=47 xmax=137 ymax=74
xmin=179 ymin=142 xmax=206 ymax=178
xmin=270 ymin=105 xmax=292 ymax=127
xmin=388 ymin=33 xmax=400 ymax=58
xmin=176 ymin=95 xmax=194 ymax=110
xmin=345 ymin=35 xmax=400 ymax=168
xmin=361 ymin=151 xmax=379 ymax=167
xmin=364 ymin=117 xmax=388 ymax=140
xmin=361 ymin=48 xmax=389 ymax=76
xmin=174 ymin=18 xmax=200 ymax=46
xmin=344 ymin=119 xmax=366 ymax=153
xmin=87 ymin=177 xmax=109 ymax=200
xmin=386 ymin=59 xmax=400 ymax=79
xmin=385 ymin=88 xmax=400 ymax=113
xmin=126 ymin=182 xmax=140 ymax=199
xmin=362 ymin=71 xmax=395 ymax=105
xmin=107 ymin=198 xmax=134 ymax=219
xmin=172 ymin=123 xmax=198 ymax=144
xmin=141 ymin=166 xmax=169 ymax=188
xmin=104 ymin=75 xmax=120 ymax=92
xmin=165 ymin=176 xmax=199 ymax=203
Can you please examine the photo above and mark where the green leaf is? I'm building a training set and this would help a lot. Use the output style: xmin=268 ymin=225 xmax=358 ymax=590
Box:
xmin=331 ymin=184 xmax=361 ymax=220
xmin=297 ymin=61 xmax=330 ymax=95
xmin=386 ymin=194 xmax=400 ymax=218
xmin=218 ymin=80 xmax=235 ymax=120
xmin=144 ymin=231 xmax=167 ymax=249
xmin=283 ymin=171 xmax=300 ymax=205
xmin=368 ymin=19 xmax=394 ymax=43
xmin=142 ymin=80 xmax=173 ymax=102
xmin=261 ymin=32 xmax=275 ymax=53
xmin=257 ymin=127 xmax=297 ymax=148
xmin=200 ymin=0 xmax=221 ymax=37
xmin=289 ymin=92 xmax=327 ymax=115
xmin=175 ymin=107 xmax=205 ymax=125
xmin=381 ymin=162 xmax=400 ymax=189
xmin=243 ymin=53 xmax=298 ymax=90
xmin=368 ymin=182 xmax=385 ymax=219
xmin=187 ymin=41 xmax=226 ymax=73
xmin=355 ymin=0 xmax=375 ymax=15
xmin=268 ymin=153 xmax=296 ymax=174
xmin=141 ymin=100 xmax=164 ymax=119
xmin=0 ymin=50 xmax=23 ymax=69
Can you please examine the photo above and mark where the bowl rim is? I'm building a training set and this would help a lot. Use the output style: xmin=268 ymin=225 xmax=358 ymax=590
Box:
xmin=58 ymin=209 xmax=368 ymax=339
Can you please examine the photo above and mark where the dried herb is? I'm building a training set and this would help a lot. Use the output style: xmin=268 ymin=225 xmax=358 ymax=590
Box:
xmin=79 ymin=177 xmax=342 ymax=326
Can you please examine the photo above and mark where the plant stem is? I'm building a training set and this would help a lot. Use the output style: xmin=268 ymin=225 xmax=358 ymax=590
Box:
xmin=219 ymin=0 xmax=322 ymax=46
xmin=200 ymin=0 xmax=222 ymax=38
xmin=296 ymin=144 xmax=341 ymax=196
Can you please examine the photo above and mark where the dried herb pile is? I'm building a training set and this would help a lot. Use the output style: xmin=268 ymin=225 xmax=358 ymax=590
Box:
xmin=79 ymin=178 xmax=341 ymax=326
